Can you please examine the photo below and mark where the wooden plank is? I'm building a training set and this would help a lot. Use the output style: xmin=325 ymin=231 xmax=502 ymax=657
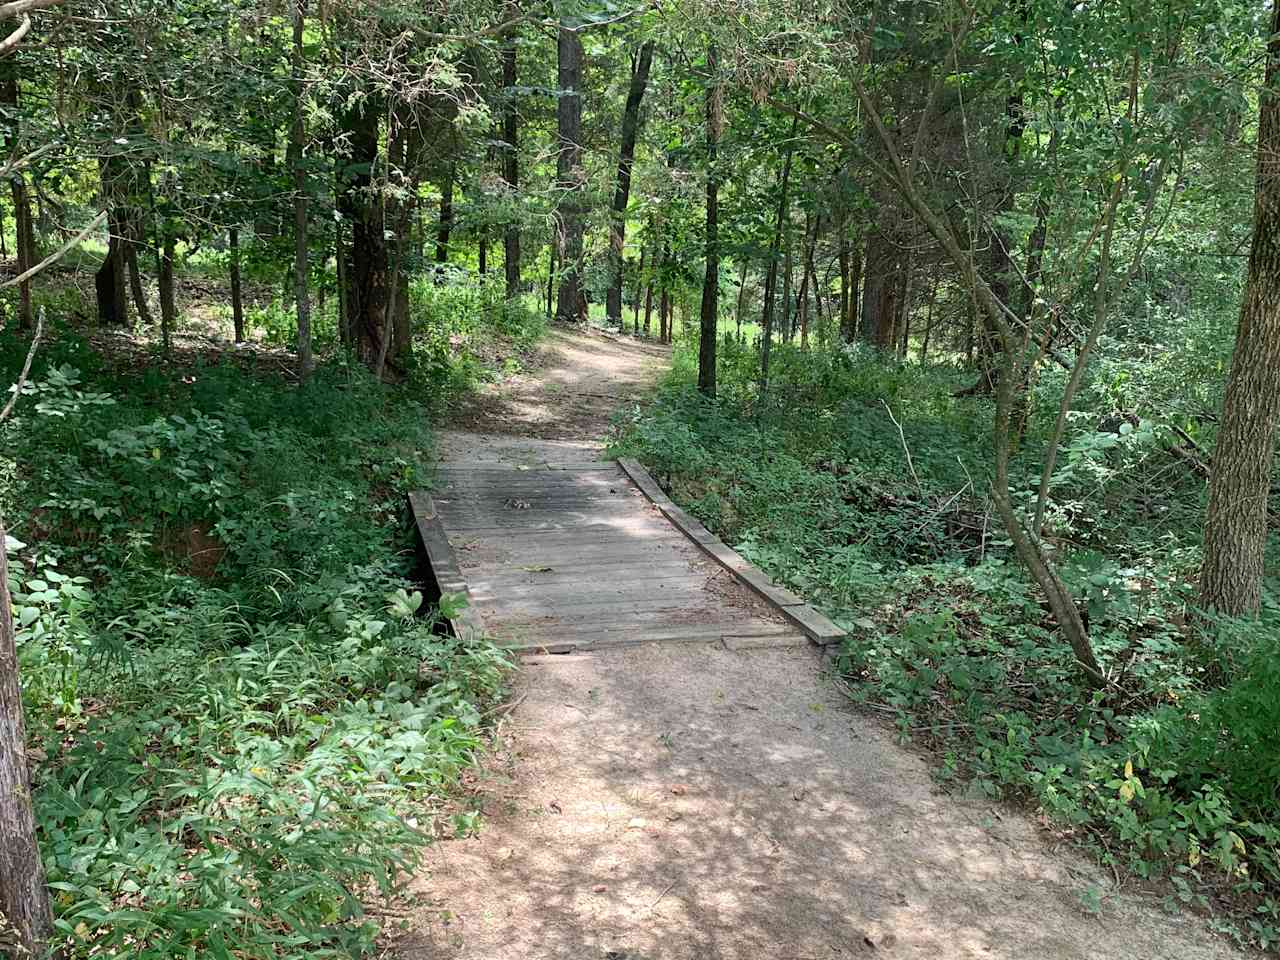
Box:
xmin=775 ymin=602 xmax=847 ymax=645
xmin=617 ymin=457 xmax=674 ymax=507
xmin=436 ymin=505 xmax=660 ymax=527
xmin=462 ymin=557 xmax=712 ymax=579
xmin=447 ymin=526 xmax=690 ymax=548
xmin=432 ymin=465 xmax=623 ymax=479
xmin=466 ymin=576 xmax=707 ymax=601
xmin=406 ymin=490 xmax=487 ymax=642
xmin=491 ymin=611 xmax=784 ymax=636
xmin=496 ymin=623 xmax=802 ymax=651
xmin=474 ymin=594 xmax=718 ymax=620
xmin=616 ymin=458 xmax=848 ymax=646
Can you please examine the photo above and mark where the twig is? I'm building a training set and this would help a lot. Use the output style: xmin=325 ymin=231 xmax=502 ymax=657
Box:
xmin=0 ymin=308 xmax=42 ymax=424
xmin=648 ymin=879 xmax=677 ymax=911
xmin=881 ymin=399 xmax=921 ymax=494
xmin=1 ymin=209 xmax=106 ymax=291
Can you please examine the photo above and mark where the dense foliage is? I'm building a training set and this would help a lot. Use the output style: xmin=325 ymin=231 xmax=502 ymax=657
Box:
xmin=614 ymin=328 xmax=1280 ymax=950
xmin=1 ymin=326 xmax=514 ymax=957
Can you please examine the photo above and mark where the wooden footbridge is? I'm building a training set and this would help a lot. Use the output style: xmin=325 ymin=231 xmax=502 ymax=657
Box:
xmin=409 ymin=455 xmax=844 ymax=654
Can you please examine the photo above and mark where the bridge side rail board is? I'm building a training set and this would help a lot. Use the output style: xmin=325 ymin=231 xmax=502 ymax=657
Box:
xmin=615 ymin=458 xmax=847 ymax=647
xmin=407 ymin=490 xmax=488 ymax=643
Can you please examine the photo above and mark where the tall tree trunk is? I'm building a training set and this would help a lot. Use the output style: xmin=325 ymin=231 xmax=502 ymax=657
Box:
xmin=735 ymin=260 xmax=749 ymax=341
xmin=126 ymin=242 xmax=153 ymax=327
xmin=862 ymin=231 xmax=899 ymax=348
xmin=545 ymin=240 xmax=556 ymax=320
xmin=339 ymin=97 xmax=391 ymax=369
xmin=435 ymin=163 xmax=454 ymax=274
xmin=501 ymin=27 xmax=521 ymax=299
xmin=479 ymin=227 xmax=488 ymax=276
xmin=919 ymin=277 xmax=938 ymax=361
xmin=2 ymin=78 xmax=31 ymax=330
xmin=633 ymin=245 xmax=646 ymax=334
xmin=158 ymin=235 xmax=175 ymax=352
xmin=10 ymin=178 xmax=31 ymax=329
xmin=289 ymin=0 xmax=312 ymax=377
xmin=229 ymin=228 xmax=245 ymax=343
xmin=781 ymin=230 xmax=794 ymax=342
xmin=554 ymin=25 xmax=586 ymax=323
xmin=697 ymin=45 xmax=721 ymax=396
xmin=0 ymin=513 xmax=52 ymax=960
xmin=95 ymin=216 xmax=128 ymax=326
xmin=843 ymin=236 xmax=862 ymax=341
xmin=607 ymin=40 xmax=655 ymax=329
xmin=1201 ymin=0 xmax=1280 ymax=617
xmin=838 ymin=231 xmax=850 ymax=342
xmin=760 ymin=116 xmax=798 ymax=395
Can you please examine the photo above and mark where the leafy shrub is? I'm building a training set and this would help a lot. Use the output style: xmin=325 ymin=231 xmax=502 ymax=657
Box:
xmin=615 ymin=333 xmax=1280 ymax=951
xmin=4 ymin=347 xmax=510 ymax=958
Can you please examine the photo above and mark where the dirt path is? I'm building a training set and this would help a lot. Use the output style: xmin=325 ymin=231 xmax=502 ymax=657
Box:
xmin=400 ymin=327 xmax=1243 ymax=960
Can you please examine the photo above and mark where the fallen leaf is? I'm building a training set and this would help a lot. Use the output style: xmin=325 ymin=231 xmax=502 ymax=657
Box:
xmin=592 ymin=884 xmax=608 ymax=893
xmin=670 ymin=784 xmax=687 ymax=796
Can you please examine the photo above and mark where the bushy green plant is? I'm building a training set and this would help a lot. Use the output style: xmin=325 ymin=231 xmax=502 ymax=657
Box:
xmin=3 ymin=344 xmax=511 ymax=958
xmin=615 ymin=331 xmax=1280 ymax=950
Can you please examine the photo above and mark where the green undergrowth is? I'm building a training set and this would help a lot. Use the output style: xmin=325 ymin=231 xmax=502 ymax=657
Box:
xmin=611 ymin=333 xmax=1280 ymax=951
xmin=2 ymin=327 xmax=510 ymax=958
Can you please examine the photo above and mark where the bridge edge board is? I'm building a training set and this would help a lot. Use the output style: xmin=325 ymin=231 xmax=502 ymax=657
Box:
xmin=615 ymin=458 xmax=848 ymax=647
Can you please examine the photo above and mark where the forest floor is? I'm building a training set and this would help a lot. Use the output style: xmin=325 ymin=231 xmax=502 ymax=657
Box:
xmin=394 ymin=326 xmax=1246 ymax=960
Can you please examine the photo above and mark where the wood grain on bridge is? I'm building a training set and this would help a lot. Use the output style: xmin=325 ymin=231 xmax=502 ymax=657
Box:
xmin=410 ymin=457 xmax=845 ymax=654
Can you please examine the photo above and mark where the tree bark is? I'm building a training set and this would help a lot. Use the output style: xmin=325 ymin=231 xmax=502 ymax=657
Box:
xmin=554 ymin=24 xmax=586 ymax=323
xmin=289 ymin=0 xmax=312 ymax=377
xmin=339 ymin=97 xmax=392 ymax=369
xmin=697 ymin=44 xmax=721 ymax=396
xmin=229 ymin=227 xmax=245 ymax=343
xmin=633 ymin=245 xmax=646 ymax=333
xmin=760 ymin=116 xmax=798 ymax=395
xmin=607 ymin=40 xmax=655 ymax=329
xmin=501 ymin=28 xmax=521 ymax=299
xmin=435 ymin=163 xmax=454 ymax=274
xmin=0 ymin=513 xmax=53 ymax=960
xmin=158 ymin=235 xmax=175 ymax=352
xmin=1201 ymin=0 xmax=1280 ymax=616
xmin=126 ymin=241 xmax=153 ymax=327
xmin=95 ymin=217 xmax=128 ymax=326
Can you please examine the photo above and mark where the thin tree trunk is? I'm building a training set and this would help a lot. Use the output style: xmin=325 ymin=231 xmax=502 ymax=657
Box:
xmin=501 ymin=27 xmax=521 ymax=299
xmin=632 ymin=245 xmax=646 ymax=334
xmin=919 ymin=277 xmax=938 ymax=361
xmin=735 ymin=260 xmax=749 ymax=341
xmin=1202 ymin=0 xmax=1280 ymax=616
xmin=697 ymin=44 xmax=721 ymax=396
xmin=230 ymin=227 xmax=245 ymax=342
xmin=844 ymin=236 xmax=862 ymax=341
xmin=126 ymin=242 xmax=153 ymax=327
xmin=760 ymin=116 xmax=798 ymax=396
xmin=607 ymin=40 xmax=655 ymax=329
xmin=435 ymin=163 xmax=454 ymax=274
xmin=159 ymin=235 xmax=175 ymax=352
xmin=0 ymin=515 xmax=52 ymax=960
xmin=479 ymin=227 xmax=488 ymax=276
xmin=554 ymin=25 xmax=587 ymax=323
xmin=339 ymin=97 xmax=390 ymax=368
xmin=10 ymin=178 xmax=31 ymax=329
xmin=289 ymin=0 xmax=312 ymax=377
xmin=545 ymin=239 xmax=556 ymax=320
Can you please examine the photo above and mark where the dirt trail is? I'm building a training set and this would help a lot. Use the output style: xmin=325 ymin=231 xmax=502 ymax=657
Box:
xmin=400 ymin=326 xmax=1243 ymax=960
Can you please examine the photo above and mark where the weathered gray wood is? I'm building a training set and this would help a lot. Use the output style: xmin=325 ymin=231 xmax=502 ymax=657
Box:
xmin=406 ymin=491 xmax=487 ymax=642
xmin=413 ymin=454 xmax=845 ymax=656
xmin=615 ymin=458 xmax=848 ymax=645
xmin=775 ymin=602 xmax=847 ymax=645
xmin=497 ymin=623 xmax=802 ymax=651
